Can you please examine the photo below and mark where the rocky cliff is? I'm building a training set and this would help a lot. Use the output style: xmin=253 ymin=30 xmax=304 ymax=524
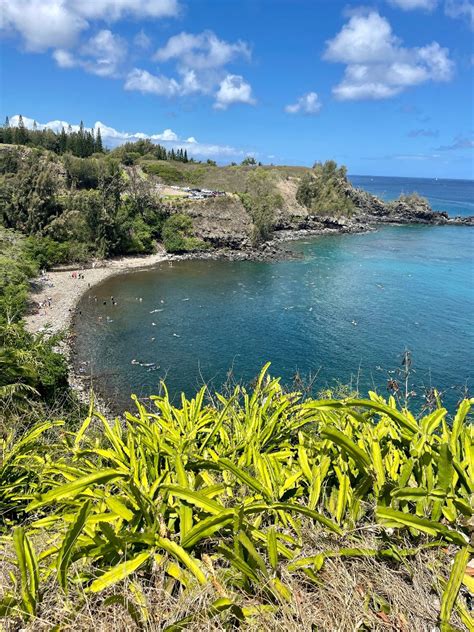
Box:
xmin=180 ymin=176 xmax=473 ymax=251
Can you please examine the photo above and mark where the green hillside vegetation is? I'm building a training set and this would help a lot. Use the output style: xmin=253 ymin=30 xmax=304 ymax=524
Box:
xmin=0 ymin=140 xmax=304 ymax=262
xmin=0 ymin=145 xmax=169 ymax=260
xmin=1 ymin=124 xmax=364 ymax=265
xmin=0 ymin=228 xmax=69 ymax=425
xmin=296 ymin=160 xmax=355 ymax=216
xmin=0 ymin=366 xmax=472 ymax=630
xmin=239 ymin=169 xmax=284 ymax=242
xmin=162 ymin=214 xmax=209 ymax=253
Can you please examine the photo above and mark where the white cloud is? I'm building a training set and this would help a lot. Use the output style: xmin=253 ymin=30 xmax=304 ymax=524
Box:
xmin=151 ymin=129 xmax=179 ymax=141
xmin=124 ymin=68 xmax=181 ymax=96
xmin=2 ymin=7 xmax=254 ymax=109
xmin=124 ymin=67 xmax=207 ymax=97
xmin=324 ymin=12 xmax=454 ymax=100
xmin=325 ymin=12 xmax=397 ymax=65
xmin=387 ymin=0 xmax=437 ymax=10
xmin=0 ymin=1 xmax=87 ymax=51
xmin=54 ymin=29 xmax=127 ymax=77
xmin=53 ymin=49 xmax=77 ymax=68
xmin=285 ymin=92 xmax=322 ymax=115
xmin=145 ymin=31 xmax=254 ymax=106
xmin=214 ymin=74 xmax=256 ymax=109
xmin=0 ymin=0 xmax=180 ymax=51
xmin=154 ymin=30 xmax=250 ymax=70
xmin=8 ymin=114 xmax=246 ymax=159
xmin=72 ymin=0 xmax=180 ymax=21
xmin=445 ymin=0 xmax=474 ymax=29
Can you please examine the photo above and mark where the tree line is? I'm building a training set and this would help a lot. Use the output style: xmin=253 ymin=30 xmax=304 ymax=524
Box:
xmin=0 ymin=115 xmax=104 ymax=158
xmin=1 ymin=118 xmax=189 ymax=163
xmin=116 ymin=138 xmax=189 ymax=165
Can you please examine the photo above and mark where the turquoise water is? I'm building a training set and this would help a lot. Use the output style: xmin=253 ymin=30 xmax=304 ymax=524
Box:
xmin=74 ymin=177 xmax=473 ymax=411
xmin=74 ymin=227 xmax=473 ymax=412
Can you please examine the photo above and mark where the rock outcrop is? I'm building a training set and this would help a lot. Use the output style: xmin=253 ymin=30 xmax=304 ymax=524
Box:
xmin=180 ymin=179 xmax=473 ymax=253
xmin=343 ymin=182 xmax=474 ymax=226
xmin=176 ymin=196 xmax=254 ymax=249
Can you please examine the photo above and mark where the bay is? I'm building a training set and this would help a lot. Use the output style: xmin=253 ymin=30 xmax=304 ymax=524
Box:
xmin=73 ymin=176 xmax=474 ymax=411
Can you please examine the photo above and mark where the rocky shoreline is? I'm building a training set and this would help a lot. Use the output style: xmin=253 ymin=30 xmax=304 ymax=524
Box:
xmin=25 ymin=181 xmax=473 ymax=412
xmin=26 ymin=198 xmax=473 ymax=338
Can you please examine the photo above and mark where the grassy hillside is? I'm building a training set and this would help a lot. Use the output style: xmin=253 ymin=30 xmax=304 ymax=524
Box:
xmin=140 ymin=158 xmax=309 ymax=192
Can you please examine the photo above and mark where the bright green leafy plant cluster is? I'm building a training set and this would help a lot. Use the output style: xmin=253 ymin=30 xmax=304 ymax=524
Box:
xmin=1 ymin=365 xmax=472 ymax=629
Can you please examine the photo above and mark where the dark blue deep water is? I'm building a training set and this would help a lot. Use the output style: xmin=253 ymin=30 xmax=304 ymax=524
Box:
xmin=74 ymin=176 xmax=474 ymax=412
xmin=350 ymin=175 xmax=474 ymax=217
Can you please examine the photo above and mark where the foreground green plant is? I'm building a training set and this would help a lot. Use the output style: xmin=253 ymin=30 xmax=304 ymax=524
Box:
xmin=1 ymin=365 xmax=472 ymax=630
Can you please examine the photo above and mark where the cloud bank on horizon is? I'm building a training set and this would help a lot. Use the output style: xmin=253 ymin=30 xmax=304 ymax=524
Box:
xmin=7 ymin=114 xmax=251 ymax=159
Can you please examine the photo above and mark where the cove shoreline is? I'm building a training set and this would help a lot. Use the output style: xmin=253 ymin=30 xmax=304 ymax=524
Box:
xmin=24 ymin=238 xmax=304 ymax=411
xmin=25 ymin=217 xmax=473 ymax=411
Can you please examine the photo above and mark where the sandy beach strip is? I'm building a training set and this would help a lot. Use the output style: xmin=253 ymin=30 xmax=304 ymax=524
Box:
xmin=25 ymin=250 xmax=171 ymax=335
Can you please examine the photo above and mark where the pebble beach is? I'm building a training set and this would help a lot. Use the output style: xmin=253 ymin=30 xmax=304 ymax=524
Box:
xmin=24 ymin=251 xmax=170 ymax=335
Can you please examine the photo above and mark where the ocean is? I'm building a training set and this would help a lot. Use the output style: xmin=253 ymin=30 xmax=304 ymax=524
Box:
xmin=350 ymin=175 xmax=474 ymax=217
xmin=73 ymin=176 xmax=474 ymax=412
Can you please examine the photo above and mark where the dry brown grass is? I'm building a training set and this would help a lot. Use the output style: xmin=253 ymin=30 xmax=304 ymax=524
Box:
xmin=1 ymin=527 xmax=469 ymax=631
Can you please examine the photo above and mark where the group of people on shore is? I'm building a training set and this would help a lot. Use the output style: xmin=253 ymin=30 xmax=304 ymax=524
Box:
xmin=36 ymin=297 xmax=53 ymax=315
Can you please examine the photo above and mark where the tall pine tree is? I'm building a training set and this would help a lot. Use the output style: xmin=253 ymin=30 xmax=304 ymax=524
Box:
xmin=95 ymin=127 xmax=103 ymax=153
xmin=15 ymin=115 xmax=29 ymax=145
xmin=3 ymin=116 xmax=12 ymax=144
xmin=59 ymin=127 xmax=67 ymax=153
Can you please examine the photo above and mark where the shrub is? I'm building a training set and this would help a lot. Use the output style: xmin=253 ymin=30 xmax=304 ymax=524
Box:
xmin=396 ymin=192 xmax=430 ymax=206
xmin=142 ymin=162 xmax=185 ymax=184
xmin=63 ymin=155 xmax=100 ymax=189
xmin=296 ymin=160 xmax=354 ymax=216
xmin=23 ymin=236 xmax=69 ymax=269
xmin=121 ymin=151 xmax=141 ymax=166
xmin=239 ymin=168 xmax=283 ymax=244
xmin=162 ymin=213 xmax=208 ymax=252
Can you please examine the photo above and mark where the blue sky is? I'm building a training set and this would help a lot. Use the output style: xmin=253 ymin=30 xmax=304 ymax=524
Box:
xmin=1 ymin=0 xmax=473 ymax=178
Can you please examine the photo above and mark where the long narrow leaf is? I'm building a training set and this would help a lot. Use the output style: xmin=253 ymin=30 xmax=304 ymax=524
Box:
xmin=88 ymin=552 xmax=150 ymax=593
xmin=57 ymin=500 xmax=91 ymax=591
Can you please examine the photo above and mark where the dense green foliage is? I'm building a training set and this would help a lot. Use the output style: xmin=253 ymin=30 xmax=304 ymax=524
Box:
xmin=296 ymin=160 xmax=355 ymax=216
xmin=395 ymin=192 xmax=430 ymax=207
xmin=239 ymin=169 xmax=283 ymax=243
xmin=0 ymin=147 xmax=175 ymax=260
xmin=0 ymin=229 xmax=68 ymax=418
xmin=110 ymin=138 xmax=189 ymax=165
xmin=142 ymin=161 xmax=186 ymax=184
xmin=1 ymin=366 xmax=472 ymax=628
xmin=162 ymin=213 xmax=209 ymax=253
